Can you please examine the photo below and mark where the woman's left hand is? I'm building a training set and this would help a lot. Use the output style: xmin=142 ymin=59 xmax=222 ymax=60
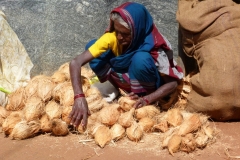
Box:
xmin=128 ymin=92 xmax=149 ymax=109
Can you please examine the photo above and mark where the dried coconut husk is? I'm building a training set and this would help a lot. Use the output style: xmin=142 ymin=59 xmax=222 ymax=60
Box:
xmin=88 ymin=98 xmax=106 ymax=113
xmin=94 ymin=125 xmax=112 ymax=148
xmin=50 ymin=119 xmax=69 ymax=136
xmin=6 ymin=87 xmax=26 ymax=111
xmin=118 ymin=108 xmax=135 ymax=128
xmin=81 ymin=76 xmax=90 ymax=89
xmin=78 ymin=113 xmax=98 ymax=134
xmin=118 ymin=96 xmax=136 ymax=111
xmin=51 ymin=71 xmax=68 ymax=84
xmin=59 ymin=82 xmax=74 ymax=106
xmin=85 ymin=87 xmax=102 ymax=103
xmin=52 ymin=82 xmax=65 ymax=102
xmin=134 ymin=105 xmax=160 ymax=120
xmin=166 ymin=108 xmax=183 ymax=127
xmin=10 ymin=120 xmax=41 ymax=140
xmin=138 ymin=117 xmax=155 ymax=133
xmin=202 ymin=124 xmax=214 ymax=139
xmin=162 ymin=127 xmax=177 ymax=148
xmin=45 ymin=100 xmax=62 ymax=120
xmin=195 ymin=131 xmax=209 ymax=149
xmin=99 ymin=103 xmax=120 ymax=126
xmin=180 ymin=133 xmax=196 ymax=153
xmin=37 ymin=76 xmax=55 ymax=102
xmin=126 ymin=121 xmax=143 ymax=142
xmin=58 ymin=62 xmax=70 ymax=80
xmin=153 ymin=120 xmax=169 ymax=133
xmin=81 ymin=66 xmax=94 ymax=79
xmin=110 ymin=123 xmax=125 ymax=142
xmin=168 ymin=134 xmax=182 ymax=156
xmin=178 ymin=114 xmax=202 ymax=136
xmin=24 ymin=75 xmax=46 ymax=98
xmin=23 ymin=96 xmax=45 ymax=122
xmin=0 ymin=106 xmax=10 ymax=126
xmin=61 ymin=106 xmax=72 ymax=125
xmin=2 ymin=111 xmax=23 ymax=136
xmin=40 ymin=114 xmax=52 ymax=133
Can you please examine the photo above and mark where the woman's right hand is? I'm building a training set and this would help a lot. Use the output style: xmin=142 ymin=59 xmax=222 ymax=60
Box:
xmin=69 ymin=97 xmax=90 ymax=128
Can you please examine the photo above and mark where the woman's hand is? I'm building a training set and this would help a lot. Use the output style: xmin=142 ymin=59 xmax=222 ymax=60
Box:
xmin=69 ymin=97 xmax=90 ymax=128
xmin=128 ymin=92 xmax=149 ymax=109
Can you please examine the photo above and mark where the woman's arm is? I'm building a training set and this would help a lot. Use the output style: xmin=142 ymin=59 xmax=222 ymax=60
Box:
xmin=69 ymin=50 xmax=94 ymax=128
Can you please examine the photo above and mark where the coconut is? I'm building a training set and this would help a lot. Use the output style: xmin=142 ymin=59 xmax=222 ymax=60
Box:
xmin=98 ymin=103 xmax=120 ymax=126
xmin=88 ymin=99 xmax=105 ymax=113
xmin=25 ymin=75 xmax=46 ymax=98
xmin=203 ymin=125 xmax=214 ymax=139
xmin=23 ymin=96 xmax=45 ymax=122
xmin=10 ymin=120 xmax=41 ymax=140
xmin=2 ymin=111 xmax=23 ymax=136
xmin=180 ymin=133 xmax=196 ymax=153
xmin=37 ymin=75 xmax=55 ymax=102
xmin=195 ymin=131 xmax=209 ymax=149
xmin=118 ymin=96 xmax=136 ymax=111
xmin=81 ymin=76 xmax=90 ymax=89
xmin=81 ymin=66 xmax=94 ymax=79
xmin=178 ymin=114 xmax=202 ymax=136
xmin=40 ymin=114 xmax=52 ymax=133
xmin=166 ymin=108 xmax=183 ymax=127
xmin=168 ymin=134 xmax=182 ymax=156
xmin=134 ymin=105 xmax=160 ymax=120
xmin=58 ymin=62 xmax=70 ymax=80
xmin=118 ymin=108 xmax=135 ymax=128
xmin=94 ymin=125 xmax=112 ymax=148
xmin=78 ymin=114 xmax=97 ymax=134
xmin=50 ymin=119 xmax=69 ymax=136
xmin=138 ymin=117 xmax=155 ymax=133
xmin=126 ymin=121 xmax=143 ymax=142
xmin=59 ymin=82 xmax=74 ymax=106
xmin=153 ymin=120 xmax=169 ymax=133
xmin=110 ymin=123 xmax=125 ymax=141
xmin=61 ymin=106 xmax=72 ymax=125
xmin=52 ymin=82 xmax=65 ymax=102
xmin=0 ymin=106 xmax=10 ymax=126
xmin=161 ymin=128 xmax=176 ymax=148
xmin=6 ymin=87 xmax=26 ymax=111
xmin=51 ymin=71 xmax=67 ymax=84
xmin=45 ymin=100 xmax=62 ymax=120
xmin=85 ymin=87 xmax=102 ymax=103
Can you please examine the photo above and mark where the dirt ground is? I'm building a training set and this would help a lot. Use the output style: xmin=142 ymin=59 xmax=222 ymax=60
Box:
xmin=0 ymin=121 xmax=240 ymax=160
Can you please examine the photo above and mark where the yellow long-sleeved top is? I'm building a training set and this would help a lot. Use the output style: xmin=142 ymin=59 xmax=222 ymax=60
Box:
xmin=88 ymin=32 xmax=122 ymax=57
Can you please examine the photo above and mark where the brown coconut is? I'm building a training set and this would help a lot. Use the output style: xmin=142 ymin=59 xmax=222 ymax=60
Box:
xmin=23 ymin=96 xmax=45 ymax=122
xmin=166 ymin=108 xmax=183 ymax=127
xmin=59 ymin=82 xmax=74 ymax=106
xmin=85 ymin=87 xmax=102 ymax=103
xmin=126 ymin=121 xmax=143 ymax=142
xmin=178 ymin=114 xmax=202 ymax=136
xmin=81 ymin=76 xmax=90 ymax=89
xmin=6 ymin=87 xmax=26 ymax=111
xmin=118 ymin=108 xmax=135 ymax=128
xmin=37 ymin=75 xmax=55 ymax=102
xmin=94 ymin=125 xmax=112 ymax=148
xmin=153 ymin=120 xmax=169 ymax=133
xmin=45 ymin=100 xmax=62 ymax=120
xmin=51 ymin=71 xmax=67 ymax=84
xmin=81 ymin=66 xmax=94 ymax=79
xmin=180 ymin=133 xmax=196 ymax=153
xmin=2 ymin=111 xmax=23 ymax=136
xmin=52 ymin=82 xmax=65 ymax=102
xmin=78 ymin=114 xmax=97 ymax=134
xmin=25 ymin=75 xmax=46 ymax=98
xmin=110 ymin=123 xmax=125 ymax=141
xmin=61 ymin=105 xmax=72 ymax=125
xmin=118 ymin=96 xmax=136 ymax=111
xmin=58 ymin=62 xmax=70 ymax=80
xmin=0 ymin=106 xmax=10 ymax=126
xmin=40 ymin=114 xmax=52 ymax=133
xmin=98 ymin=103 xmax=120 ymax=126
xmin=138 ymin=117 xmax=155 ymax=133
xmin=161 ymin=128 xmax=177 ymax=148
xmin=88 ymin=98 xmax=105 ymax=113
xmin=50 ymin=119 xmax=69 ymax=136
xmin=10 ymin=120 xmax=41 ymax=140
xmin=168 ymin=134 xmax=182 ymax=156
xmin=134 ymin=105 xmax=160 ymax=120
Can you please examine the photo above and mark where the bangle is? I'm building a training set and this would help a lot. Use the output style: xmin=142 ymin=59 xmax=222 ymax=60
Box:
xmin=142 ymin=97 xmax=149 ymax=105
xmin=74 ymin=93 xmax=85 ymax=100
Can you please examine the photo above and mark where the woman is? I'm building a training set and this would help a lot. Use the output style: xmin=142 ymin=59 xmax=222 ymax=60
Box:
xmin=69 ymin=2 xmax=183 ymax=127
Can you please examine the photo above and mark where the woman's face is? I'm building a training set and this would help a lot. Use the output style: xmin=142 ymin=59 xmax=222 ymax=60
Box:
xmin=113 ymin=20 xmax=132 ymax=47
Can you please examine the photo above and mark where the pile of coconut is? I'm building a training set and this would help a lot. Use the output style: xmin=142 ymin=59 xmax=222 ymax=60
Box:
xmin=0 ymin=63 xmax=217 ymax=156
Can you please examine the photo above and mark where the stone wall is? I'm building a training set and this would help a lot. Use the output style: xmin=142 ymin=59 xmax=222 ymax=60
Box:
xmin=0 ymin=0 xmax=178 ymax=77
